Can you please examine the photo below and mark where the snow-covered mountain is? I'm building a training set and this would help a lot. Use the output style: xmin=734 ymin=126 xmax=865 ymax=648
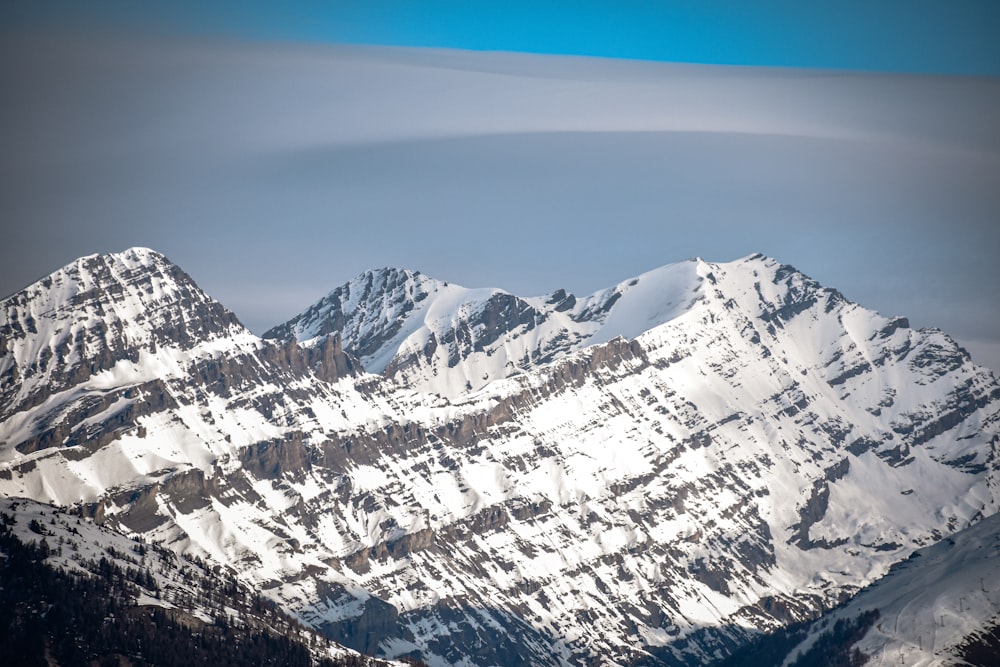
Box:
xmin=781 ymin=510 xmax=1000 ymax=666
xmin=262 ymin=261 xmax=704 ymax=398
xmin=0 ymin=248 xmax=362 ymax=460
xmin=2 ymin=248 xmax=999 ymax=665
xmin=0 ymin=496 xmax=398 ymax=666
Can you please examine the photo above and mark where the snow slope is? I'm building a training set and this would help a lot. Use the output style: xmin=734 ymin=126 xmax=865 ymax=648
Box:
xmin=781 ymin=512 xmax=1000 ymax=666
xmin=0 ymin=496 xmax=395 ymax=665
xmin=264 ymin=261 xmax=704 ymax=398
xmin=2 ymin=248 xmax=999 ymax=666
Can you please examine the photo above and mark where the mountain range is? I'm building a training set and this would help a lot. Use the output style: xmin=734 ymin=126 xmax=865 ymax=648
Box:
xmin=2 ymin=247 xmax=998 ymax=666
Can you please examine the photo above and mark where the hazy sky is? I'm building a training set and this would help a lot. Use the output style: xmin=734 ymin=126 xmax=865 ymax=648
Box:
xmin=1 ymin=3 xmax=999 ymax=370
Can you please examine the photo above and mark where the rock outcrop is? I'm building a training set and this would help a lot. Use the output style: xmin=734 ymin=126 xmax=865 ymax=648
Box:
xmin=2 ymin=248 xmax=998 ymax=666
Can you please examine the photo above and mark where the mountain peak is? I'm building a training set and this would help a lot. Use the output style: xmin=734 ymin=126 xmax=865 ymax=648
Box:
xmin=267 ymin=258 xmax=714 ymax=396
xmin=62 ymin=246 xmax=177 ymax=285
xmin=262 ymin=265 xmax=447 ymax=354
xmin=2 ymin=246 xmax=241 ymax=336
xmin=96 ymin=245 xmax=166 ymax=264
xmin=262 ymin=253 xmax=971 ymax=399
xmin=2 ymin=248 xmax=999 ymax=666
xmin=1 ymin=247 xmax=247 ymax=423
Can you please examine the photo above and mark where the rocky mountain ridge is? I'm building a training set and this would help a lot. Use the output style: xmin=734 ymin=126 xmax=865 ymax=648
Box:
xmin=1 ymin=247 xmax=998 ymax=666
xmin=262 ymin=260 xmax=706 ymax=398
xmin=0 ymin=496 xmax=403 ymax=666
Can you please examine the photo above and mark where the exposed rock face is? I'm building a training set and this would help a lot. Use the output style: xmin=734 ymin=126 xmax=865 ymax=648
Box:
xmin=261 ymin=264 xmax=674 ymax=398
xmin=0 ymin=248 xmax=362 ymax=460
xmin=263 ymin=268 xmax=438 ymax=363
xmin=1 ymin=249 xmax=241 ymax=417
xmin=2 ymin=248 xmax=999 ymax=666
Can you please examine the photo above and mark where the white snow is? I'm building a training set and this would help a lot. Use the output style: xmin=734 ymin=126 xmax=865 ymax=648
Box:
xmin=2 ymin=248 xmax=998 ymax=665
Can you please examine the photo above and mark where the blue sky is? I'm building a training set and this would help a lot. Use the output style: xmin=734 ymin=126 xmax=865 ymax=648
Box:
xmin=1 ymin=2 xmax=999 ymax=370
xmin=6 ymin=0 xmax=1000 ymax=74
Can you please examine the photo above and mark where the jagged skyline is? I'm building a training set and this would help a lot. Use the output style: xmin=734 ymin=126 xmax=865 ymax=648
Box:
xmin=1 ymin=6 xmax=998 ymax=371
xmin=3 ymin=245 xmax=998 ymax=664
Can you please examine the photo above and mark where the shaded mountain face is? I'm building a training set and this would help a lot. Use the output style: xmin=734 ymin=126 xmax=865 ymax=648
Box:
xmin=800 ymin=510 xmax=1000 ymax=666
xmin=2 ymin=248 xmax=999 ymax=666
xmin=714 ymin=511 xmax=1000 ymax=667
xmin=0 ymin=496 xmax=395 ymax=667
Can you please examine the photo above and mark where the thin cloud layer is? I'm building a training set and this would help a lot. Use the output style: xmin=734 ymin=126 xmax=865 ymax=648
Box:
xmin=1 ymin=33 xmax=998 ymax=369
